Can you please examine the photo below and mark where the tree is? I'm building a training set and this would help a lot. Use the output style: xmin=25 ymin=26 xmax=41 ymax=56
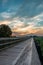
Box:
xmin=0 ymin=24 xmax=12 ymax=37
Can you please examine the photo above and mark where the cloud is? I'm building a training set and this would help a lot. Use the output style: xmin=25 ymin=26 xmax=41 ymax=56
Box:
xmin=32 ymin=13 xmax=43 ymax=27
xmin=0 ymin=12 xmax=43 ymax=30
xmin=0 ymin=0 xmax=43 ymax=18
xmin=1 ymin=12 xmax=11 ymax=19
xmin=15 ymin=0 xmax=43 ymax=17
xmin=0 ymin=0 xmax=43 ymax=35
xmin=0 ymin=12 xmax=16 ymax=20
xmin=0 ymin=15 xmax=43 ymax=35
xmin=2 ymin=0 xmax=8 ymax=7
xmin=0 ymin=20 xmax=11 ymax=25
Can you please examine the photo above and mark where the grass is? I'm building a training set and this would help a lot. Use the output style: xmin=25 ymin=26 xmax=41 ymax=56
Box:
xmin=34 ymin=36 xmax=43 ymax=65
xmin=34 ymin=36 xmax=43 ymax=56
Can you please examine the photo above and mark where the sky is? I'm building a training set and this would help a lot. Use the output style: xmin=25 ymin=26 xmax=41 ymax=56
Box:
xmin=0 ymin=0 xmax=43 ymax=35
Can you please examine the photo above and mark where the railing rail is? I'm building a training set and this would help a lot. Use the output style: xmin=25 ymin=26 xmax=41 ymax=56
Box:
xmin=0 ymin=36 xmax=31 ymax=50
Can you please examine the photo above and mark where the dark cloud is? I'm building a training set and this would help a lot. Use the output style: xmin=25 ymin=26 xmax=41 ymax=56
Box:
xmin=0 ymin=0 xmax=43 ymax=28
xmin=15 ymin=0 xmax=43 ymax=18
xmin=0 ymin=0 xmax=43 ymax=18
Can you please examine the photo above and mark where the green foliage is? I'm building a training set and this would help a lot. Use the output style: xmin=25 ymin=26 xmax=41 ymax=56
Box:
xmin=0 ymin=24 xmax=12 ymax=37
xmin=34 ymin=36 xmax=43 ymax=56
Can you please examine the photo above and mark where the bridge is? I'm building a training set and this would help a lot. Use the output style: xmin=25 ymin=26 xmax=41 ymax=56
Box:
xmin=0 ymin=37 xmax=41 ymax=65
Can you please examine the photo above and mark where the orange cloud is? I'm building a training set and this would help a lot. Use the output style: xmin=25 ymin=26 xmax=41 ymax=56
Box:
xmin=0 ymin=16 xmax=43 ymax=36
xmin=12 ymin=24 xmax=43 ymax=36
xmin=12 ymin=26 xmax=41 ymax=35
xmin=0 ymin=20 xmax=11 ymax=25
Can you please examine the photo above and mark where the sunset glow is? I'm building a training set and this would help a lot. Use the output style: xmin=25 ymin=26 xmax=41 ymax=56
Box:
xmin=0 ymin=0 xmax=43 ymax=36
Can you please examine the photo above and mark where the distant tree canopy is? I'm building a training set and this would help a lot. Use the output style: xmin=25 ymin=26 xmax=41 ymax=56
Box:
xmin=0 ymin=24 xmax=12 ymax=37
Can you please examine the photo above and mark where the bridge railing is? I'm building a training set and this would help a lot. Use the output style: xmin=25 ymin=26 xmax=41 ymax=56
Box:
xmin=0 ymin=36 xmax=31 ymax=50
